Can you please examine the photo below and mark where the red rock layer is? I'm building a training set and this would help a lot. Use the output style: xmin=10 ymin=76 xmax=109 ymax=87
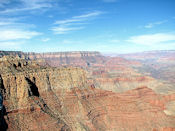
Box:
xmin=4 ymin=84 xmax=175 ymax=130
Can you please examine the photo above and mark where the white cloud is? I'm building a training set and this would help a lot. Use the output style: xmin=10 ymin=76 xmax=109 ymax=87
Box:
xmin=0 ymin=17 xmax=36 ymax=30
xmin=51 ymin=26 xmax=84 ymax=34
xmin=73 ymin=11 xmax=102 ymax=19
xmin=54 ymin=11 xmax=102 ymax=25
xmin=127 ymin=33 xmax=175 ymax=45
xmin=0 ymin=30 xmax=41 ymax=41
xmin=144 ymin=20 xmax=167 ymax=28
xmin=54 ymin=19 xmax=81 ymax=25
xmin=0 ymin=16 xmax=41 ymax=51
xmin=52 ymin=11 xmax=102 ymax=34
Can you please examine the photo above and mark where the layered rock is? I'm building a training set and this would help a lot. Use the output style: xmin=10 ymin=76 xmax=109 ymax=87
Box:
xmin=0 ymin=51 xmax=175 ymax=131
xmin=0 ymin=57 xmax=88 ymax=130
xmin=116 ymin=50 xmax=175 ymax=93
xmin=0 ymin=51 xmax=105 ymax=67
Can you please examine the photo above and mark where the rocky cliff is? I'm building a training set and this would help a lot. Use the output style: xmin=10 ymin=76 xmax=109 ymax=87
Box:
xmin=0 ymin=51 xmax=105 ymax=67
xmin=0 ymin=56 xmax=88 ymax=130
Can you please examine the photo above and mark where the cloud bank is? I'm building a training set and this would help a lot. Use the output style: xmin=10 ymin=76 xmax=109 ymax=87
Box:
xmin=127 ymin=33 xmax=175 ymax=45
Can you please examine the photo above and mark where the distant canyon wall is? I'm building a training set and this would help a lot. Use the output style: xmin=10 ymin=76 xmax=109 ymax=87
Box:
xmin=0 ymin=51 xmax=105 ymax=67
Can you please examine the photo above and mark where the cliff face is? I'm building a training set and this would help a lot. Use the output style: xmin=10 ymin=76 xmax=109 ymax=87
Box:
xmin=0 ymin=56 xmax=88 ymax=130
xmin=28 ymin=51 xmax=105 ymax=67
xmin=0 ymin=51 xmax=105 ymax=67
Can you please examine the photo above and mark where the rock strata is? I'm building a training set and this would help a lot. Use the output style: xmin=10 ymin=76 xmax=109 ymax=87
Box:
xmin=0 ymin=51 xmax=105 ymax=67
xmin=0 ymin=51 xmax=175 ymax=130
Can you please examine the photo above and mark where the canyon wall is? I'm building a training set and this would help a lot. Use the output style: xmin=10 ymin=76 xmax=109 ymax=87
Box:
xmin=0 ymin=51 xmax=175 ymax=130
xmin=0 ymin=56 xmax=89 ymax=130
xmin=0 ymin=51 xmax=105 ymax=67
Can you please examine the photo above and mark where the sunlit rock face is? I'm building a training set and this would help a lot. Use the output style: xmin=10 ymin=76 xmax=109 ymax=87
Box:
xmin=0 ymin=51 xmax=175 ymax=131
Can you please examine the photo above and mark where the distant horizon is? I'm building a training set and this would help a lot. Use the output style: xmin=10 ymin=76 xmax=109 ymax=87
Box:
xmin=1 ymin=49 xmax=175 ymax=55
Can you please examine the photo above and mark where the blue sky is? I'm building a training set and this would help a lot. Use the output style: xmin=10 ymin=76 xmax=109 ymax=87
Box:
xmin=0 ymin=0 xmax=175 ymax=53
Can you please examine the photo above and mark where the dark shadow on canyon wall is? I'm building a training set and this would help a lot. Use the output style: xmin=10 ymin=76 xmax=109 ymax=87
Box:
xmin=25 ymin=77 xmax=40 ymax=97
xmin=0 ymin=106 xmax=8 ymax=131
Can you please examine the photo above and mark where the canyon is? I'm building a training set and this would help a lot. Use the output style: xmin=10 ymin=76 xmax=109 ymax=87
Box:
xmin=0 ymin=50 xmax=175 ymax=131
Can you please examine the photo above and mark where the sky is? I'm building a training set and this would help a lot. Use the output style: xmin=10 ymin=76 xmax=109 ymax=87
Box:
xmin=0 ymin=0 xmax=175 ymax=53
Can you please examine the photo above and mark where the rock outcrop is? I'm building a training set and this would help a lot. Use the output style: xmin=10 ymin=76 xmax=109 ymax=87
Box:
xmin=0 ymin=56 xmax=88 ymax=130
